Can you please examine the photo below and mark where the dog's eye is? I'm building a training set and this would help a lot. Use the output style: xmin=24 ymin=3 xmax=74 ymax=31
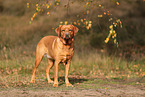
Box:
xmin=69 ymin=29 xmax=72 ymax=31
xmin=62 ymin=30 xmax=65 ymax=31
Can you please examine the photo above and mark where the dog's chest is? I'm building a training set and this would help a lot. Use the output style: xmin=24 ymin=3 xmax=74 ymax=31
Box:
xmin=58 ymin=47 xmax=74 ymax=62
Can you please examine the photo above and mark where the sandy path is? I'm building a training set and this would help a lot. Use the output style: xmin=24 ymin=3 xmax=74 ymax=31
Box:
xmin=0 ymin=84 xmax=144 ymax=97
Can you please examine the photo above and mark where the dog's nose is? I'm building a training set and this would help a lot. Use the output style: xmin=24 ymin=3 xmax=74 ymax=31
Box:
xmin=65 ymin=33 xmax=70 ymax=39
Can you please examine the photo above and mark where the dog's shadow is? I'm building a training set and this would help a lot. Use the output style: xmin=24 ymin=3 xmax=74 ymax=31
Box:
xmin=57 ymin=76 xmax=88 ymax=86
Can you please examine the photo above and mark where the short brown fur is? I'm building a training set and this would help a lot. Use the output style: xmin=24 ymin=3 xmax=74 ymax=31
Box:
xmin=30 ymin=25 xmax=78 ymax=87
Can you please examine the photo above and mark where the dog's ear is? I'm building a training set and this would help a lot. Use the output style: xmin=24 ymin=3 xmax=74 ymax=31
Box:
xmin=55 ymin=25 xmax=62 ymax=37
xmin=72 ymin=25 xmax=79 ymax=35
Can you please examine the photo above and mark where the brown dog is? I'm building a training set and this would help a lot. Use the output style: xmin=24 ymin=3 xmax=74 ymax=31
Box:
xmin=30 ymin=25 xmax=79 ymax=87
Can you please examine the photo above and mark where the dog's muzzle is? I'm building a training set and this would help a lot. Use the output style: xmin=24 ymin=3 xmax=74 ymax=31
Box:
xmin=64 ymin=33 xmax=70 ymax=40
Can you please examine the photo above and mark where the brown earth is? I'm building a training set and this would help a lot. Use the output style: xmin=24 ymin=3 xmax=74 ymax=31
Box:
xmin=0 ymin=80 xmax=145 ymax=97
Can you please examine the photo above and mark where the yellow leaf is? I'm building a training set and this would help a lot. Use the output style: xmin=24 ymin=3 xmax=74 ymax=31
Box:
xmin=117 ymin=42 xmax=119 ymax=47
xmin=109 ymin=30 xmax=113 ymax=34
xmin=32 ymin=14 xmax=35 ymax=18
xmin=99 ymin=4 xmax=101 ymax=7
xmin=87 ymin=10 xmax=89 ymax=14
xmin=47 ymin=5 xmax=50 ymax=9
xmin=47 ymin=12 xmax=50 ymax=15
xmin=78 ymin=23 xmax=80 ymax=26
xmin=65 ymin=21 xmax=68 ymax=25
xmin=105 ymin=38 xmax=109 ymax=43
xmin=56 ymin=3 xmax=59 ymax=5
xmin=116 ymin=2 xmax=119 ymax=5
xmin=86 ymin=26 xmax=89 ymax=30
xmin=81 ymin=19 xmax=83 ymax=22
xmin=27 ymin=3 xmax=29 ymax=8
xmin=77 ymin=20 xmax=79 ymax=22
xmin=109 ymin=18 xmax=113 ymax=21
xmin=74 ymin=22 xmax=77 ymax=25
xmin=112 ymin=36 xmax=114 ymax=39
xmin=89 ymin=21 xmax=92 ymax=24
xmin=109 ymin=25 xmax=113 ymax=29
xmin=85 ymin=21 xmax=88 ymax=25
xmin=98 ymin=15 xmax=103 ymax=17
xmin=88 ymin=24 xmax=92 ymax=28
xmin=36 ymin=4 xmax=38 ymax=7
xmin=86 ymin=2 xmax=89 ymax=5
xmin=104 ymin=12 xmax=106 ymax=15
xmin=31 ymin=17 xmax=33 ymax=21
xmin=114 ymin=39 xmax=116 ymax=43
xmin=60 ymin=21 xmax=63 ymax=24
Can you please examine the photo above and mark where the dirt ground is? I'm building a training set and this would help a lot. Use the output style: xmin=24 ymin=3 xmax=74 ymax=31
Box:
xmin=0 ymin=82 xmax=145 ymax=97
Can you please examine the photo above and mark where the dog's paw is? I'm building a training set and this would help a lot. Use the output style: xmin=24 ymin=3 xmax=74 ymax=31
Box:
xmin=48 ymin=80 xmax=54 ymax=83
xmin=66 ymin=83 xmax=73 ymax=87
xmin=30 ymin=80 xmax=35 ymax=83
xmin=53 ymin=84 xmax=58 ymax=87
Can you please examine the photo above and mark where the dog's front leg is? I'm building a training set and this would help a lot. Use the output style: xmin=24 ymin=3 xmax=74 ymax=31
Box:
xmin=53 ymin=60 xmax=60 ymax=87
xmin=65 ymin=61 xmax=73 ymax=87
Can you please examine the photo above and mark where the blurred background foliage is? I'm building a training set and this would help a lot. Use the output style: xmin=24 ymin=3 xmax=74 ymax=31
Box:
xmin=0 ymin=0 xmax=145 ymax=61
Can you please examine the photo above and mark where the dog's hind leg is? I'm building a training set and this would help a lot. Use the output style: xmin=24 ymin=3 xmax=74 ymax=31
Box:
xmin=46 ymin=59 xmax=54 ymax=83
xmin=30 ymin=46 xmax=45 ymax=83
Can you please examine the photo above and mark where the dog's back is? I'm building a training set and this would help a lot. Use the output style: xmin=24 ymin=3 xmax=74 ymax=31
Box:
xmin=36 ymin=36 xmax=58 ymax=60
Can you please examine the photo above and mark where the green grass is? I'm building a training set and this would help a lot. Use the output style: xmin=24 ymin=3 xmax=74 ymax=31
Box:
xmin=0 ymin=0 xmax=145 ymax=90
xmin=0 ymin=49 xmax=144 ymax=88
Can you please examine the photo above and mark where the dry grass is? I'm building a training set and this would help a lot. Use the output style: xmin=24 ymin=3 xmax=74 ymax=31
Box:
xmin=0 ymin=0 xmax=145 ymax=89
xmin=0 ymin=49 xmax=144 ymax=88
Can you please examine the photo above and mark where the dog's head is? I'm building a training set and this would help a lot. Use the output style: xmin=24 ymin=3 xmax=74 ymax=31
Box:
xmin=55 ymin=25 xmax=79 ymax=44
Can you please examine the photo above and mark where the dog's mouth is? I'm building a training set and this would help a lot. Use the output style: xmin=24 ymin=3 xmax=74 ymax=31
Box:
xmin=64 ymin=38 xmax=70 ymax=44
xmin=60 ymin=37 xmax=73 ymax=45
xmin=64 ymin=37 xmax=70 ymax=40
